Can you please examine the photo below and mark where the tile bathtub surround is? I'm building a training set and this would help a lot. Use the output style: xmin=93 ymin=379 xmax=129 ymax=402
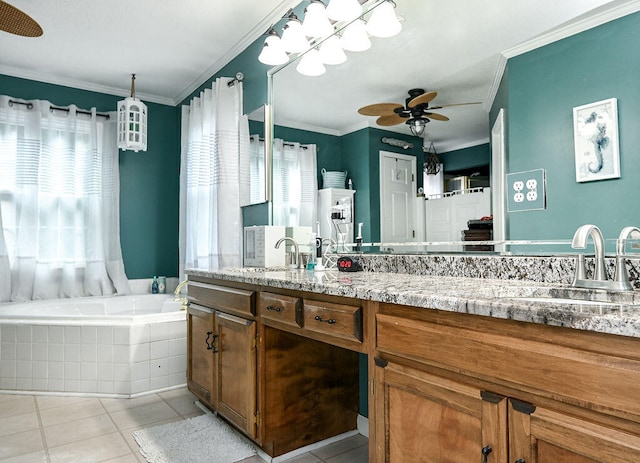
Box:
xmin=0 ymin=388 xmax=368 ymax=463
xmin=0 ymin=320 xmax=187 ymax=395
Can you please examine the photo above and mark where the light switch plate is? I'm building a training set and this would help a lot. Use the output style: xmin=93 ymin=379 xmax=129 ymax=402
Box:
xmin=507 ymin=169 xmax=546 ymax=212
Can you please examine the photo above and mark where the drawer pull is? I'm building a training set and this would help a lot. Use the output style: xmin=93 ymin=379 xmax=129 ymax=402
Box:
xmin=266 ymin=305 xmax=283 ymax=312
xmin=514 ymin=459 xmax=525 ymax=463
xmin=314 ymin=315 xmax=336 ymax=324
xmin=481 ymin=445 xmax=492 ymax=463
xmin=205 ymin=331 xmax=219 ymax=353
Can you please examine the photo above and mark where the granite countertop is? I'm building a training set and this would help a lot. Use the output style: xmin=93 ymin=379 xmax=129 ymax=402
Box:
xmin=187 ymin=267 xmax=640 ymax=339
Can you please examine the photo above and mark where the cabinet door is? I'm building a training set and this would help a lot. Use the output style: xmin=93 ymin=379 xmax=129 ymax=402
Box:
xmin=216 ymin=311 xmax=258 ymax=439
xmin=509 ymin=398 xmax=640 ymax=463
xmin=187 ymin=304 xmax=216 ymax=405
xmin=374 ymin=359 xmax=507 ymax=463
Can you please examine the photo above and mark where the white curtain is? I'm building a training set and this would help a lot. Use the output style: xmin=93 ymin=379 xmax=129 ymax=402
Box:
xmin=0 ymin=95 xmax=130 ymax=302
xmin=179 ymin=78 xmax=249 ymax=276
xmin=272 ymin=139 xmax=318 ymax=227
xmin=248 ymin=135 xmax=265 ymax=204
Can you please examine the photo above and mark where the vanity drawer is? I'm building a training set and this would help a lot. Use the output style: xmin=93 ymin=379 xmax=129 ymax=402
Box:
xmin=258 ymin=292 xmax=303 ymax=327
xmin=303 ymin=300 xmax=363 ymax=343
xmin=188 ymin=281 xmax=255 ymax=317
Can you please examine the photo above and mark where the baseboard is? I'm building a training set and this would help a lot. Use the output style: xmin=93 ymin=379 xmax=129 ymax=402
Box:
xmin=357 ymin=414 xmax=369 ymax=438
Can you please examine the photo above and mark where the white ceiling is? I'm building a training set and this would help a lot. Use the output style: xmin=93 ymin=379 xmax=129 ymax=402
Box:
xmin=1 ymin=0 xmax=639 ymax=152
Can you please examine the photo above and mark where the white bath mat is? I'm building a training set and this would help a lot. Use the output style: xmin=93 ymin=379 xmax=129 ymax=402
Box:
xmin=133 ymin=413 xmax=257 ymax=463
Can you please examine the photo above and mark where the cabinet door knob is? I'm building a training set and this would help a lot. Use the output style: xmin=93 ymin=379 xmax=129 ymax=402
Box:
xmin=481 ymin=445 xmax=492 ymax=463
xmin=314 ymin=315 xmax=336 ymax=324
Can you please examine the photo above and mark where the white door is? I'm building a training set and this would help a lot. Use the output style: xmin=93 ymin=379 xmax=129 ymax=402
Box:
xmin=380 ymin=151 xmax=416 ymax=244
xmin=491 ymin=109 xmax=506 ymax=247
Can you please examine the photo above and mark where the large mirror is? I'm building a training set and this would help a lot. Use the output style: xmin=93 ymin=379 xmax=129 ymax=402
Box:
xmin=267 ymin=0 xmax=623 ymax=255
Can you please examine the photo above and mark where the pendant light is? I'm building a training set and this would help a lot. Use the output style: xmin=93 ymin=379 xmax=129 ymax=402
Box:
xmin=318 ymin=35 xmax=347 ymax=65
xmin=117 ymin=74 xmax=147 ymax=152
xmin=423 ymin=142 xmax=442 ymax=175
xmin=341 ymin=19 xmax=371 ymax=52
xmin=326 ymin=0 xmax=363 ymax=22
xmin=366 ymin=0 xmax=402 ymax=38
xmin=408 ymin=117 xmax=428 ymax=137
xmin=302 ymin=0 xmax=334 ymax=38
xmin=258 ymin=29 xmax=289 ymax=66
xmin=280 ymin=12 xmax=309 ymax=53
xmin=296 ymin=48 xmax=326 ymax=76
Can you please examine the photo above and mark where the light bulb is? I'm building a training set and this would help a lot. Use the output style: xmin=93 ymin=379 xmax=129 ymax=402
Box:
xmin=318 ymin=36 xmax=347 ymax=65
xmin=340 ymin=19 xmax=371 ymax=52
xmin=296 ymin=49 xmax=326 ymax=76
xmin=281 ymin=16 xmax=309 ymax=53
xmin=302 ymin=1 xmax=334 ymax=38
xmin=366 ymin=1 xmax=402 ymax=38
xmin=326 ymin=0 xmax=363 ymax=22
xmin=258 ymin=34 xmax=289 ymax=66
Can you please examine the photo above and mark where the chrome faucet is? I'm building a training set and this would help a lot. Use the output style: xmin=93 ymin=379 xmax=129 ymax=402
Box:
xmin=275 ymin=237 xmax=301 ymax=269
xmin=613 ymin=226 xmax=640 ymax=291
xmin=571 ymin=224 xmax=607 ymax=282
xmin=174 ymin=279 xmax=189 ymax=310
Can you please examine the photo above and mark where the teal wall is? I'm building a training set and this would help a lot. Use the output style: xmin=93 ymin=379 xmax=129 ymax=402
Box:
xmin=0 ymin=74 xmax=180 ymax=279
xmin=495 ymin=12 xmax=640 ymax=243
xmin=440 ymin=144 xmax=490 ymax=172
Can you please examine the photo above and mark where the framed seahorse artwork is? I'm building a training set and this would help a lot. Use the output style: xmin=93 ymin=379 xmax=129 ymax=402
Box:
xmin=573 ymin=98 xmax=620 ymax=183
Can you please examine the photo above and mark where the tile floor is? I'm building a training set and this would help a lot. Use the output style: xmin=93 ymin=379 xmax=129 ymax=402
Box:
xmin=0 ymin=387 xmax=368 ymax=463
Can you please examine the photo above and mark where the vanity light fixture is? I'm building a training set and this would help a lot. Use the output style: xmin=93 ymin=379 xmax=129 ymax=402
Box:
xmin=258 ymin=29 xmax=289 ymax=65
xmin=340 ymin=19 xmax=371 ymax=52
xmin=326 ymin=0 xmax=363 ymax=22
xmin=296 ymin=48 xmax=327 ymax=76
xmin=366 ymin=0 xmax=402 ymax=38
xmin=318 ymin=35 xmax=347 ymax=65
xmin=280 ymin=12 xmax=310 ymax=53
xmin=408 ymin=116 xmax=428 ymax=137
xmin=423 ymin=142 xmax=442 ymax=175
xmin=302 ymin=0 xmax=334 ymax=38
xmin=117 ymin=74 xmax=147 ymax=152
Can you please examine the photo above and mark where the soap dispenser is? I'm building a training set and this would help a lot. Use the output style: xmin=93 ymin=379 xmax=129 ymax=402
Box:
xmin=151 ymin=276 xmax=159 ymax=294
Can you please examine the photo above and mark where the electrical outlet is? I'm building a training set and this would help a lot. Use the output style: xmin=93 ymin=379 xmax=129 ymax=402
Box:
xmin=526 ymin=191 xmax=538 ymax=201
xmin=513 ymin=181 xmax=524 ymax=191
xmin=514 ymin=192 xmax=525 ymax=203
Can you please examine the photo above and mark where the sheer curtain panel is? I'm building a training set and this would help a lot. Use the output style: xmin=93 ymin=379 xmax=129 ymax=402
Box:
xmin=272 ymin=139 xmax=318 ymax=227
xmin=179 ymin=78 xmax=249 ymax=275
xmin=0 ymin=96 xmax=130 ymax=302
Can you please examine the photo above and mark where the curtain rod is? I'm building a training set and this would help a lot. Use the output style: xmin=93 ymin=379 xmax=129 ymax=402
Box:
xmin=8 ymin=99 xmax=111 ymax=119
xmin=256 ymin=136 xmax=311 ymax=150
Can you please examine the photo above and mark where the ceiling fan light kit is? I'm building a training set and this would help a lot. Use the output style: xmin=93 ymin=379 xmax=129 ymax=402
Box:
xmin=258 ymin=0 xmax=401 ymax=76
xmin=408 ymin=117 xmax=428 ymax=137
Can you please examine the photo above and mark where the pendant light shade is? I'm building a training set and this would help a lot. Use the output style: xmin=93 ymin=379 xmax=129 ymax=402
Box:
xmin=326 ymin=0 xmax=363 ymax=22
xmin=340 ymin=19 xmax=371 ymax=52
xmin=366 ymin=0 xmax=402 ymax=38
xmin=302 ymin=1 xmax=334 ymax=38
xmin=408 ymin=117 xmax=428 ymax=137
xmin=258 ymin=30 xmax=289 ymax=66
xmin=281 ymin=13 xmax=309 ymax=53
xmin=117 ymin=74 xmax=147 ymax=152
xmin=296 ymin=49 xmax=326 ymax=76
xmin=318 ymin=35 xmax=347 ymax=65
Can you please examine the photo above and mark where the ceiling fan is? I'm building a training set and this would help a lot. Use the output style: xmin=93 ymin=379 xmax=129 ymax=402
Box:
xmin=358 ymin=88 xmax=478 ymax=137
xmin=0 ymin=0 xmax=43 ymax=37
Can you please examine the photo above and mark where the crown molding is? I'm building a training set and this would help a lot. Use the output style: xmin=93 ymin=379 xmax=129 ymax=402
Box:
xmin=172 ymin=0 xmax=301 ymax=105
xmin=0 ymin=64 xmax=174 ymax=106
xmin=485 ymin=0 xmax=640 ymax=112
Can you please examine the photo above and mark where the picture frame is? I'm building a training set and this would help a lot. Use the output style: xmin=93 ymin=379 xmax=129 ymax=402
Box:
xmin=573 ymin=98 xmax=620 ymax=183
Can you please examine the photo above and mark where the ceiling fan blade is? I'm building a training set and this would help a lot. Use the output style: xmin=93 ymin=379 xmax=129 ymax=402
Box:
xmin=358 ymin=103 xmax=403 ymax=116
xmin=425 ymin=112 xmax=449 ymax=121
xmin=376 ymin=114 xmax=406 ymax=126
xmin=408 ymin=91 xmax=437 ymax=108
xmin=0 ymin=1 xmax=43 ymax=37
xmin=428 ymin=102 xmax=482 ymax=110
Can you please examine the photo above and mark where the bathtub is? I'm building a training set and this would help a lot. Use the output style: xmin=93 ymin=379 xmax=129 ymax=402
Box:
xmin=0 ymin=294 xmax=187 ymax=397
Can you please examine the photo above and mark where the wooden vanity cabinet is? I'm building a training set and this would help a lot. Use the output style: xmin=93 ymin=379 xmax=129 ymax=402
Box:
xmin=187 ymin=278 xmax=258 ymax=440
xmin=374 ymin=302 xmax=640 ymax=462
